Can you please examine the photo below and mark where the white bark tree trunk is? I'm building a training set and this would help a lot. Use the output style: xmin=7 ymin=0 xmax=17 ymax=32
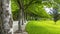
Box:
xmin=0 ymin=0 xmax=13 ymax=34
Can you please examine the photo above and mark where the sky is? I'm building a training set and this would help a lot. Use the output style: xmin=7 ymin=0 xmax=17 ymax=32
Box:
xmin=44 ymin=6 xmax=53 ymax=14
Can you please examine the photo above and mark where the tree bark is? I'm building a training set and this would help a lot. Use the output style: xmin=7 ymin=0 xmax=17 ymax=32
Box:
xmin=16 ymin=0 xmax=25 ymax=32
xmin=0 ymin=0 xmax=13 ymax=34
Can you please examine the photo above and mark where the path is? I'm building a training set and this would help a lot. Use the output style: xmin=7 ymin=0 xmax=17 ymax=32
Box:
xmin=13 ymin=21 xmax=28 ymax=34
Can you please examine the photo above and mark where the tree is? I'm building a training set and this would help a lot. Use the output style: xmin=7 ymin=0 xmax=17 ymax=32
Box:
xmin=50 ymin=0 xmax=59 ymax=24
xmin=42 ymin=0 xmax=60 ymax=24
xmin=0 ymin=0 xmax=13 ymax=34
xmin=52 ymin=8 xmax=58 ymax=24
xmin=16 ymin=0 xmax=25 ymax=32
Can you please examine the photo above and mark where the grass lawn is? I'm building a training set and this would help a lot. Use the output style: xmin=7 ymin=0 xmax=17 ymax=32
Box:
xmin=25 ymin=20 xmax=60 ymax=34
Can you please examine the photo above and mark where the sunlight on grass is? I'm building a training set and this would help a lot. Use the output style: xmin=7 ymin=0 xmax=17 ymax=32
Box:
xmin=26 ymin=20 xmax=60 ymax=34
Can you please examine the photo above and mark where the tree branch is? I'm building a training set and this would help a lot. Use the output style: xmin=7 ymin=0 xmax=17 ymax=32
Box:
xmin=24 ymin=0 xmax=34 ymax=10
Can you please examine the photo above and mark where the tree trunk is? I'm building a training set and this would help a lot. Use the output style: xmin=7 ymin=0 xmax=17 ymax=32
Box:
xmin=17 ymin=0 xmax=25 ymax=32
xmin=53 ymin=8 xmax=58 ymax=24
xmin=0 ymin=0 xmax=13 ymax=34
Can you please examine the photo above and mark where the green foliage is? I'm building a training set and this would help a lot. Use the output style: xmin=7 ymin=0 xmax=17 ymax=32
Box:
xmin=12 ymin=0 xmax=57 ymax=20
xmin=54 ymin=0 xmax=60 ymax=4
xmin=12 ymin=9 xmax=19 ymax=20
xmin=25 ymin=3 xmax=51 ymax=18
xmin=11 ymin=0 xmax=19 ymax=20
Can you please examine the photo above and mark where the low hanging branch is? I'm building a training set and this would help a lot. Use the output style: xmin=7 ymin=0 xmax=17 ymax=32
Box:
xmin=24 ymin=0 xmax=34 ymax=10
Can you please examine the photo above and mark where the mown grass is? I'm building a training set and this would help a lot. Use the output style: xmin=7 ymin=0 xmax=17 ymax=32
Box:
xmin=25 ymin=20 xmax=60 ymax=34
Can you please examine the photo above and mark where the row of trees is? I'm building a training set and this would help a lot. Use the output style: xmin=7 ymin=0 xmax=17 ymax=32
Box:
xmin=12 ymin=0 xmax=60 ymax=21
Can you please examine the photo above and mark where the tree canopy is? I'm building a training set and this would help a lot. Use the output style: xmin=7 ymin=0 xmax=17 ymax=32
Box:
xmin=12 ymin=0 xmax=60 ymax=20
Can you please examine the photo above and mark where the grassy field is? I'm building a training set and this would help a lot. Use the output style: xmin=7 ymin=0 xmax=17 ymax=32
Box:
xmin=26 ymin=20 xmax=60 ymax=34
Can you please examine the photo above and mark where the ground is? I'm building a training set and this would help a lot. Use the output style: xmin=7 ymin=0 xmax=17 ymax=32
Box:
xmin=13 ymin=21 xmax=28 ymax=34
xmin=26 ymin=20 xmax=60 ymax=34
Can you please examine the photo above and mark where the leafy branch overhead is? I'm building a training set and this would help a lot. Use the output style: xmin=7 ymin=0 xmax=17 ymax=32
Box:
xmin=12 ymin=0 xmax=60 ymax=20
